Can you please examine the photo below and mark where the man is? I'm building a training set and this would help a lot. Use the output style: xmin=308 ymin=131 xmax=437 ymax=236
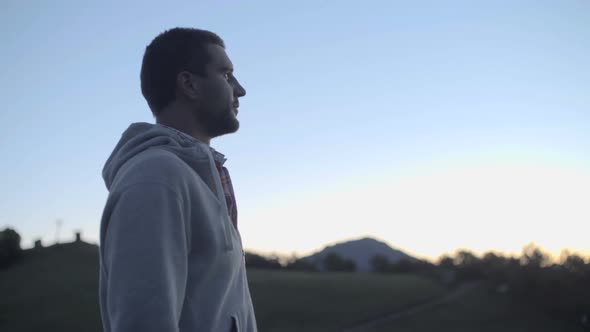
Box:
xmin=98 ymin=27 xmax=257 ymax=332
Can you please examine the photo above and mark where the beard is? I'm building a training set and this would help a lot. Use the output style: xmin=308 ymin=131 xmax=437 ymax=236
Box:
xmin=196 ymin=104 xmax=240 ymax=139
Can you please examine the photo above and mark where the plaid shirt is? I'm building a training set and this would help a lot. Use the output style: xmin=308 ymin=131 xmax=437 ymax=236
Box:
xmin=214 ymin=159 xmax=238 ymax=230
xmin=158 ymin=124 xmax=238 ymax=231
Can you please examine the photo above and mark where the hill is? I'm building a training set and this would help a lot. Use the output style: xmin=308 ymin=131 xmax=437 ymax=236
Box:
xmin=0 ymin=241 xmax=103 ymax=332
xmin=301 ymin=236 xmax=418 ymax=272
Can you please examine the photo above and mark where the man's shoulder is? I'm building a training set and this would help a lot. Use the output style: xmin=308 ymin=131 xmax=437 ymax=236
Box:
xmin=130 ymin=148 xmax=186 ymax=170
xmin=113 ymin=149 xmax=192 ymax=188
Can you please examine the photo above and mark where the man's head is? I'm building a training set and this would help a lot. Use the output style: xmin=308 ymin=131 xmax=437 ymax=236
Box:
xmin=140 ymin=28 xmax=246 ymax=141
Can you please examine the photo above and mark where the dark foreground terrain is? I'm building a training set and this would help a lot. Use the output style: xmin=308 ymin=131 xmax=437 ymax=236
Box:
xmin=0 ymin=242 xmax=582 ymax=331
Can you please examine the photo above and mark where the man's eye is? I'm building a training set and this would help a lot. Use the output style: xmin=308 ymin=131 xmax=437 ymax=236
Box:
xmin=224 ymin=73 xmax=231 ymax=80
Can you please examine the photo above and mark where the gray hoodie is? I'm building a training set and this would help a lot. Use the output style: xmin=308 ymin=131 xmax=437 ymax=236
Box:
xmin=99 ymin=122 xmax=258 ymax=332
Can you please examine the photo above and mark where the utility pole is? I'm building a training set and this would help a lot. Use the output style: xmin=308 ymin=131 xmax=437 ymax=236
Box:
xmin=55 ymin=218 xmax=63 ymax=244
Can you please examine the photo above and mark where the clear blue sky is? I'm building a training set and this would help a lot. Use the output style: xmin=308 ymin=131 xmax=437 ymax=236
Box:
xmin=1 ymin=0 xmax=589 ymax=260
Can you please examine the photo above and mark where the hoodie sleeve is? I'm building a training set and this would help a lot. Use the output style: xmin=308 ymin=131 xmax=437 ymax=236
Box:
xmin=103 ymin=182 xmax=189 ymax=332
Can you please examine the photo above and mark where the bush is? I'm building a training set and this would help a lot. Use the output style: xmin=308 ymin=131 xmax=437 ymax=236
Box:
xmin=245 ymin=252 xmax=282 ymax=270
xmin=0 ymin=228 xmax=23 ymax=269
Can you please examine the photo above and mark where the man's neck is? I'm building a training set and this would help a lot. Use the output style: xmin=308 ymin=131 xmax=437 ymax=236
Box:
xmin=156 ymin=108 xmax=211 ymax=145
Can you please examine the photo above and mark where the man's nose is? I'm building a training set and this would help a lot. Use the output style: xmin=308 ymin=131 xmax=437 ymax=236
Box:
xmin=234 ymin=79 xmax=246 ymax=98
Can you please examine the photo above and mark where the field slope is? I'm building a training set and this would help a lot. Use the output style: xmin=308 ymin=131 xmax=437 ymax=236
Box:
xmin=0 ymin=242 xmax=445 ymax=332
xmin=248 ymin=269 xmax=445 ymax=332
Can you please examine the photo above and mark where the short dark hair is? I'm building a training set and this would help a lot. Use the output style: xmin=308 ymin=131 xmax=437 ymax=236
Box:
xmin=140 ymin=27 xmax=225 ymax=115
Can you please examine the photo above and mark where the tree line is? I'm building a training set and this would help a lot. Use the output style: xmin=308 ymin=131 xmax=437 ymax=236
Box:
xmin=244 ymin=243 xmax=589 ymax=328
xmin=244 ymin=251 xmax=355 ymax=272
xmin=435 ymin=244 xmax=590 ymax=328
xmin=2 ymin=228 xmax=587 ymax=328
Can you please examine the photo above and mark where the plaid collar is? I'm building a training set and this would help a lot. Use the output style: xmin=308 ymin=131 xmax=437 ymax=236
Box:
xmin=156 ymin=123 xmax=227 ymax=166
xmin=156 ymin=123 xmax=238 ymax=230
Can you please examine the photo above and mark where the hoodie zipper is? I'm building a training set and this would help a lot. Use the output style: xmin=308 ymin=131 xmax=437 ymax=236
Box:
xmin=205 ymin=148 xmax=235 ymax=251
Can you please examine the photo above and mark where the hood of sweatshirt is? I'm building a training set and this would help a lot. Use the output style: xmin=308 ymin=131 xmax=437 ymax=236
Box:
xmin=102 ymin=122 xmax=213 ymax=191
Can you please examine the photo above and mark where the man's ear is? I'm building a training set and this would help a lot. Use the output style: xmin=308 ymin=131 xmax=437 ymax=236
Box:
xmin=177 ymin=71 xmax=200 ymax=100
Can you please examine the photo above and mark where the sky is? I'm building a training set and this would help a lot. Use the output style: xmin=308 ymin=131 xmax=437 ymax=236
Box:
xmin=1 ymin=0 xmax=589 ymax=261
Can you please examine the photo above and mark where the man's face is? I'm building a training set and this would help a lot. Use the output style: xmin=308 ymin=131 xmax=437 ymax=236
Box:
xmin=192 ymin=44 xmax=246 ymax=139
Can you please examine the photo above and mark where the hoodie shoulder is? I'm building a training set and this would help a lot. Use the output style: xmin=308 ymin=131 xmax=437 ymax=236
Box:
xmin=102 ymin=122 xmax=211 ymax=191
xmin=109 ymin=149 xmax=190 ymax=192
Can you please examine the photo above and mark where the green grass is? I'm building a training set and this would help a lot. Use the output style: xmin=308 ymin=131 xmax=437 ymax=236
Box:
xmin=247 ymin=269 xmax=446 ymax=332
xmin=0 ymin=242 xmax=102 ymax=332
xmin=4 ymin=243 xmax=577 ymax=332
xmin=0 ymin=242 xmax=445 ymax=332
xmin=371 ymin=282 xmax=584 ymax=332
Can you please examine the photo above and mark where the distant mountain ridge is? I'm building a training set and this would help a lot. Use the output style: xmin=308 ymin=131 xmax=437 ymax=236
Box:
xmin=301 ymin=236 xmax=417 ymax=272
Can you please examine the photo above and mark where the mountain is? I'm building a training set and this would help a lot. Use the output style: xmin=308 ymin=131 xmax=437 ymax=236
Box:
xmin=301 ymin=236 xmax=418 ymax=272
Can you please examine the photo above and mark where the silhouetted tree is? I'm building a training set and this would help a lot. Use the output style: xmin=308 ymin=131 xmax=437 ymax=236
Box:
xmin=563 ymin=254 xmax=586 ymax=274
xmin=480 ymin=252 xmax=510 ymax=282
xmin=437 ymin=255 xmax=455 ymax=269
xmin=323 ymin=252 xmax=356 ymax=272
xmin=434 ymin=245 xmax=590 ymax=325
xmin=284 ymin=258 xmax=317 ymax=272
xmin=521 ymin=243 xmax=549 ymax=268
xmin=370 ymin=254 xmax=390 ymax=273
xmin=0 ymin=228 xmax=23 ymax=269
xmin=282 ymin=253 xmax=317 ymax=272
xmin=434 ymin=255 xmax=459 ymax=285
xmin=453 ymin=250 xmax=483 ymax=280
xmin=244 ymin=252 xmax=282 ymax=270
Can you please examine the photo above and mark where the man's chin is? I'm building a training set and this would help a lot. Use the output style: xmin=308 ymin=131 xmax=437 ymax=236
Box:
xmin=225 ymin=116 xmax=240 ymax=133
xmin=209 ymin=119 xmax=239 ymax=138
xmin=226 ymin=122 xmax=239 ymax=134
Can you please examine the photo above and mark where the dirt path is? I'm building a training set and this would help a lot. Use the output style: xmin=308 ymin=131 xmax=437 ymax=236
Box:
xmin=338 ymin=282 xmax=481 ymax=332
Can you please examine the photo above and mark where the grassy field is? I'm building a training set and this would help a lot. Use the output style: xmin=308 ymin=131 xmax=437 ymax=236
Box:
xmin=0 ymin=242 xmax=445 ymax=332
xmin=0 ymin=242 xmax=580 ymax=331
xmin=371 ymin=283 xmax=584 ymax=332
xmin=0 ymin=242 xmax=103 ymax=332
xmin=248 ymin=269 xmax=445 ymax=332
